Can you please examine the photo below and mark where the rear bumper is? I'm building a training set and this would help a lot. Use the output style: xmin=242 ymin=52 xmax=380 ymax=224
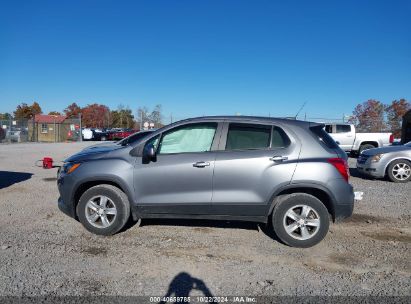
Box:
xmin=334 ymin=202 xmax=354 ymax=222
xmin=326 ymin=179 xmax=355 ymax=222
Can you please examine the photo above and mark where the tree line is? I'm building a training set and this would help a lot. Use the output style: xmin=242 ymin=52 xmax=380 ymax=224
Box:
xmin=0 ymin=102 xmax=164 ymax=129
xmin=348 ymin=99 xmax=410 ymax=137
xmin=0 ymin=98 xmax=409 ymax=136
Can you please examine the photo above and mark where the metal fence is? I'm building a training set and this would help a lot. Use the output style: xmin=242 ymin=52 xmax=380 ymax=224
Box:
xmin=0 ymin=117 xmax=82 ymax=143
xmin=0 ymin=118 xmax=29 ymax=143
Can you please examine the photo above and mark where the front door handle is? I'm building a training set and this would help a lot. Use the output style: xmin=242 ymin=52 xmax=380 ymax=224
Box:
xmin=193 ymin=161 xmax=210 ymax=168
xmin=270 ymin=156 xmax=288 ymax=162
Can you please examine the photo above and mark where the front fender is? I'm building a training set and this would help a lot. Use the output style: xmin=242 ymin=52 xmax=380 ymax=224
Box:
xmin=68 ymin=158 xmax=136 ymax=209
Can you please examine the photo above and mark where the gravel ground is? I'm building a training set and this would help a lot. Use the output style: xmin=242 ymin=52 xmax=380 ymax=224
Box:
xmin=0 ymin=142 xmax=410 ymax=298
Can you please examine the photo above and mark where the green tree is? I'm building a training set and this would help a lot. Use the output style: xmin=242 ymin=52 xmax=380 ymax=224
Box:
xmin=111 ymin=105 xmax=135 ymax=128
xmin=0 ymin=113 xmax=12 ymax=120
xmin=48 ymin=111 xmax=62 ymax=116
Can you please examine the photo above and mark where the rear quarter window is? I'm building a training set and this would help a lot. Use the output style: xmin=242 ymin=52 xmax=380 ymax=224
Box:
xmin=271 ymin=126 xmax=291 ymax=148
xmin=310 ymin=125 xmax=339 ymax=149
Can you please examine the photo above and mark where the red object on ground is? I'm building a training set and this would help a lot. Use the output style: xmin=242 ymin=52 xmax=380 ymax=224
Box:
xmin=43 ymin=157 xmax=53 ymax=169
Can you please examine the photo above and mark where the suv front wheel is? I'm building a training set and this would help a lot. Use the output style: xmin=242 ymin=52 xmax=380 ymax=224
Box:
xmin=77 ymin=184 xmax=130 ymax=236
xmin=272 ymin=193 xmax=330 ymax=248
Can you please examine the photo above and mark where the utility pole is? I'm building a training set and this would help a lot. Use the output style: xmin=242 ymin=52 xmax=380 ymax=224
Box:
xmin=170 ymin=113 xmax=173 ymax=124
xmin=79 ymin=113 xmax=83 ymax=142
xmin=140 ymin=111 xmax=143 ymax=131
xmin=31 ymin=114 xmax=35 ymax=142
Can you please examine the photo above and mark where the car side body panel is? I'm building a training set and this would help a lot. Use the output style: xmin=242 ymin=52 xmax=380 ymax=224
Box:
xmin=210 ymin=121 xmax=301 ymax=216
xmin=57 ymin=116 xmax=355 ymax=226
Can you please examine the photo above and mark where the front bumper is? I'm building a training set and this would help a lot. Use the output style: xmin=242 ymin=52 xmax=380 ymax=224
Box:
xmin=57 ymin=171 xmax=77 ymax=220
xmin=58 ymin=196 xmax=76 ymax=219
xmin=356 ymin=161 xmax=385 ymax=178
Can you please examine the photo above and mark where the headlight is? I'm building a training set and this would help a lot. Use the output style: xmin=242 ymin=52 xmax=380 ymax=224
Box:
xmin=371 ymin=154 xmax=383 ymax=163
xmin=62 ymin=162 xmax=81 ymax=174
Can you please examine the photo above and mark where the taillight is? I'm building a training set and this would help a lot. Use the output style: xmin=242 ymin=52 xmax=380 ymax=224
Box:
xmin=389 ymin=134 xmax=394 ymax=143
xmin=328 ymin=158 xmax=349 ymax=182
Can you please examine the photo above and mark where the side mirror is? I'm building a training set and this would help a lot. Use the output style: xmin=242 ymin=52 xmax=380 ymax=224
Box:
xmin=142 ymin=143 xmax=156 ymax=164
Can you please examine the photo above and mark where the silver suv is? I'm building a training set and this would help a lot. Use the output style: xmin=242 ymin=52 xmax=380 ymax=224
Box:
xmin=57 ymin=116 xmax=354 ymax=247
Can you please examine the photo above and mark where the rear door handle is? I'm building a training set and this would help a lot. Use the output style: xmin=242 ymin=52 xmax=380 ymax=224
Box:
xmin=193 ymin=161 xmax=210 ymax=168
xmin=270 ymin=156 xmax=288 ymax=162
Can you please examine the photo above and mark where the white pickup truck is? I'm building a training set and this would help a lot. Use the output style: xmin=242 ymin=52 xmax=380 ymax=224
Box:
xmin=324 ymin=123 xmax=393 ymax=154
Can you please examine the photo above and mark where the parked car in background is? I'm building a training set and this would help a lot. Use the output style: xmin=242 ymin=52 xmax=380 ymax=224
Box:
xmin=107 ymin=128 xmax=137 ymax=141
xmin=6 ymin=128 xmax=28 ymax=143
xmin=82 ymin=128 xmax=110 ymax=141
xmin=58 ymin=116 xmax=355 ymax=248
xmin=356 ymin=142 xmax=411 ymax=183
xmin=324 ymin=123 xmax=393 ymax=155
xmin=83 ymin=129 xmax=155 ymax=151
xmin=92 ymin=129 xmax=110 ymax=141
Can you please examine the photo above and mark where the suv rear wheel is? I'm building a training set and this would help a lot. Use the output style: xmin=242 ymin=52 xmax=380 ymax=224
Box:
xmin=77 ymin=184 xmax=130 ymax=236
xmin=272 ymin=193 xmax=329 ymax=248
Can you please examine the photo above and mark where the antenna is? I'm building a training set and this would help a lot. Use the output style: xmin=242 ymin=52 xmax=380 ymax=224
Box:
xmin=295 ymin=101 xmax=307 ymax=119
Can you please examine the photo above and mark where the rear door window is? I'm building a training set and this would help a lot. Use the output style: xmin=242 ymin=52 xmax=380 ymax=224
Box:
xmin=336 ymin=124 xmax=351 ymax=133
xmin=226 ymin=123 xmax=271 ymax=150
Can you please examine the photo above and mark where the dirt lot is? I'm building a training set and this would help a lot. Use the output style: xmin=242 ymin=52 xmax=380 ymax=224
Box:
xmin=0 ymin=142 xmax=410 ymax=297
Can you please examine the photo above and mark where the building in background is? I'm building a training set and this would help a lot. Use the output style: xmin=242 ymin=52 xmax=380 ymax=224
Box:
xmin=28 ymin=114 xmax=81 ymax=142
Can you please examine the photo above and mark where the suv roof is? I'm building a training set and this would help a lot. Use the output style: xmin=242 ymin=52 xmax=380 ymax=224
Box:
xmin=175 ymin=115 xmax=319 ymax=127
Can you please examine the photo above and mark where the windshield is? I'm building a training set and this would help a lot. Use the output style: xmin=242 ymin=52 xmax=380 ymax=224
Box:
xmin=117 ymin=131 xmax=153 ymax=146
xmin=405 ymin=142 xmax=411 ymax=147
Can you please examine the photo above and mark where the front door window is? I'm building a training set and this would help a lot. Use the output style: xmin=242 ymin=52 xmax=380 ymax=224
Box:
xmin=158 ymin=123 xmax=217 ymax=154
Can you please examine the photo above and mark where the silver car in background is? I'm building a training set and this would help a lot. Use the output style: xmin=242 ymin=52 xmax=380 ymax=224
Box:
xmin=356 ymin=142 xmax=411 ymax=182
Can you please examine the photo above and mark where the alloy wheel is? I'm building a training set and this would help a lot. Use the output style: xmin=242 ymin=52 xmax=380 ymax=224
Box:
xmin=85 ymin=195 xmax=117 ymax=228
xmin=283 ymin=204 xmax=321 ymax=240
xmin=392 ymin=163 xmax=411 ymax=181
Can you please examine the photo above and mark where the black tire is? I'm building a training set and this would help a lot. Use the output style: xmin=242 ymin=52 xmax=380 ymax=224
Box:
xmin=387 ymin=159 xmax=411 ymax=183
xmin=77 ymin=184 xmax=130 ymax=236
xmin=272 ymin=193 xmax=330 ymax=248
xmin=359 ymin=144 xmax=375 ymax=154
